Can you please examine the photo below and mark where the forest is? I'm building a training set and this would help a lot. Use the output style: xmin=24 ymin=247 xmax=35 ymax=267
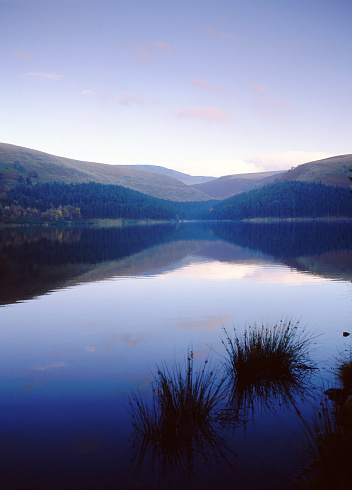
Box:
xmin=0 ymin=180 xmax=351 ymax=224
xmin=209 ymin=181 xmax=352 ymax=220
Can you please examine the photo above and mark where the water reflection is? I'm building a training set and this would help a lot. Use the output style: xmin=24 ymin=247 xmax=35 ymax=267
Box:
xmin=221 ymin=321 xmax=316 ymax=423
xmin=128 ymin=353 xmax=236 ymax=481
xmin=1 ymin=221 xmax=352 ymax=306
xmin=299 ymin=351 xmax=352 ymax=489
xmin=128 ymin=323 xmax=315 ymax=484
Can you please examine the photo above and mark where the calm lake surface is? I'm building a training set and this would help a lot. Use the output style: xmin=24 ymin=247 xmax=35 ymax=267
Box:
xmin=1 ymin=221 xmax=352 ymax=489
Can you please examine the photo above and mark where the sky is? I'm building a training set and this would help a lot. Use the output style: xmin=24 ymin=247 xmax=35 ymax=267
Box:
xmin=1 ymin=0 xmax=352 ymax=177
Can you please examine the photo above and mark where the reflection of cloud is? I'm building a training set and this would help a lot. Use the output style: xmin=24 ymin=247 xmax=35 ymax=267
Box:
xmin=105 ymin=333 xmax=149 ymax=350
xmin=176 ymin=107 xmax=231 ymax=122
xmin=33 ymin=361 xmax=67 ymax=371
xmin=84 ymin=321 xmax=100 ymax=329
xmin=171 ymin=261 xmax=326 ymax=285
xmin=86 ymin=346 xmax=96 ymax=352
xmin=177 ymin=314 xmax=232 ymax=331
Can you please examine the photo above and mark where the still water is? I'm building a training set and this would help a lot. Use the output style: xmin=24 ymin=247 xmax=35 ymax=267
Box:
xmin=1 ymin=221 xmax=352 ymax=489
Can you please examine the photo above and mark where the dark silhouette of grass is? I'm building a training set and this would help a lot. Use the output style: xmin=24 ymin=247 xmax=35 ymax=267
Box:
xmin=128 ymin=352 xmax=236 ymax=478
xmin=221 ymin=320 xmax=315 ymax=418
xmin=298 ymin=354 xmax=352 ymax=489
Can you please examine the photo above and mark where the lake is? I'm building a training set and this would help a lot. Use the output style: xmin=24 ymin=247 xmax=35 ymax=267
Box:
xmin=1 ymin=221 xmax=352 ymax=489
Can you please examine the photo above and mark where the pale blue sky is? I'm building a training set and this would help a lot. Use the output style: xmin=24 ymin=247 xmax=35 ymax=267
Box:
xmin=1 ymin=0 xmax=351 ymax=176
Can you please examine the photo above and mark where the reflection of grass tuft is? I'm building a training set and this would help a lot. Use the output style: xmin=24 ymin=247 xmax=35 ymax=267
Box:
xmin=128 ymin=352 xmax=234 ymax=476
xmin=222 ymin=320 xmax=315 ymax=415
xmin=298 ymin=354 xmax=352 ymax=489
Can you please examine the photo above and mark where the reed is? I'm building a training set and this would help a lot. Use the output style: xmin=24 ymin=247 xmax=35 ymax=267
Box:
xmin=221 ymin=320 xmax=315 ymax=415
xmin=128 ymin=352 xmax=234 ymax=476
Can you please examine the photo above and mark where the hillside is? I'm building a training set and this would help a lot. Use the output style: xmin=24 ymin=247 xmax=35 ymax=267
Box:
xmin=0 ymin=143 xmax=211 ymax=202
xmin=278 ymin=154 xmax=352 ymax=187
xmin=190 ymin=170 xmax=286 ymax=199
xmin=121 ymin=164 xmax=215 ymax=185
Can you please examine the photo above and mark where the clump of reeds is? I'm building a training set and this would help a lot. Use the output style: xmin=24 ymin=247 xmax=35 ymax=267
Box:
xmin=128 ymin=352 xmax=234 ymax=476
xmin=297 ymin=394 xmax=352 ymax=489
xmin=221 ymin=320 xmax=315 ymax=415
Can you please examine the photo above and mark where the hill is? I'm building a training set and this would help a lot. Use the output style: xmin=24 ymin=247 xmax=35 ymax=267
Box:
xmin=0 ymin=143 xmax=211 ymax=202
xmin=190 ymin=170 xmax=286 ymax=199
xmin=121 ymin=164 xmax=215 ymax=185
xmin=278 ymin=154 xmax=352 ymax=187
xmin=210 ymin=181 xmax=352 ymax=220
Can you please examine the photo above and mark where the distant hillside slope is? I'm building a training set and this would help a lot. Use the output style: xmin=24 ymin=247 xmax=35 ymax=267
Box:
xmin=0 ymin=143 xmax=211 ymax=202
xmin=121 ymin=164 xmax=215 ymax=185
xmin=190 ymin=170 xmax=286 ymax=199
xmin=278 ymin=154 xmax=352 ymax=187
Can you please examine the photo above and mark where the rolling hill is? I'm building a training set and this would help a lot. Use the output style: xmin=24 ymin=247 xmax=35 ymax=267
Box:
xmin=190 ymin=170 xmax=286 ymax=199
xmin=121 ymin=164 xmax=215 ymax=185
xmin=277 ymin=154 xmax=352 ymax=187
xmin=0 ymin=143 xmax=211 ymax=202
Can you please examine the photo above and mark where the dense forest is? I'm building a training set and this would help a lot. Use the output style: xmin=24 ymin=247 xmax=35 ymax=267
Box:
xmin=0 ymin=180 xmax=351 ymax=224
xmin=0 ymin=182 xmax=181 ymax=222
xmin=210 ymin=181 xmax=352 ymax=220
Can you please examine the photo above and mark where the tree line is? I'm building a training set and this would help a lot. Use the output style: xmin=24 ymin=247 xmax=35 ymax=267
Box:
xmin=1 ymin=180 xmax=352 ymax=224
xmin=210 ymin=181 xmax=352 ymax=220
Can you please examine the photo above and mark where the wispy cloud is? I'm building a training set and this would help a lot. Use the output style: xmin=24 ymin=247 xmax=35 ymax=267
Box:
xmin=243 ymin=151 xmax=333 ymax=171
xmin=203 ymin=25 xmax=238 ymax=43
xmin=82 ymin=89 xmax=93 ymax=95
xmin=190 ymin=78 xmax=226 ymax=92
xmin=25 ymin=72 xmax=64 ymax=81
xmin=114 ymin=92 xmax=143 ymax=105
xmin=176 ymin=106 xmax=232 ymax=122
xmin=249 ymin=82 xmax=267 ymax=95
xmin=13 ymin=49 xmax=30 ymax=61
xmin=124 ymin=40 xmax=171 ymax=62
xmin=249 ymin=81 xmax=291 ymax=117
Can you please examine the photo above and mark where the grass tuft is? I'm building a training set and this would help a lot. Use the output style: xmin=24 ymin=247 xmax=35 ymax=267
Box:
xmin=221 ymin=320 xmax=315 ymax=415
xmin=128 ymin=352 xmax=234 ymax=476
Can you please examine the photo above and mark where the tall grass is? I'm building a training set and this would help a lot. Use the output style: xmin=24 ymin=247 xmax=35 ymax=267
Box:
xmin=298 ymin=354 xmax=352 ymax=489
xmin=128 ymin=352 xmax=234 ymax=477
xmin=221 ymin=320 xmax=315 ymax=416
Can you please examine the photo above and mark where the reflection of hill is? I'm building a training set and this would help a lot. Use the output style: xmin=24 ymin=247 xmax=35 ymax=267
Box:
xmin=285 ymin=251 xmax=352 ymax=282
xmin=1 ymin=221 xmax=352 ymax=305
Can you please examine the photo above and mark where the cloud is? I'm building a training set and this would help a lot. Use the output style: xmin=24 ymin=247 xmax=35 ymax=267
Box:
xmin=148 ymin=41 xmax=170 ymax=52
xmin=249 ymin=82 xmax=267 ymax=95
xmin=82 ymin=89 xmax=93 ymax=95
xmin=190 ymin=78 xmax=226 ymax=92
xmin=176 ymin=106 xmax=232 ymax=122
xmin=13 ymin=49 xmax=30 ymax=61
xmin=203 ymin=25 xmax=238 ymax=43
xmin=249 ymin=81 xmax=291 ymax=117
xmin=114 ymin=92 xmax=143 ymax=105
xmin=25 ymin=72 xmax=63 ymax=81
xmin=243 ymin=151 xmax=333 ymax=171
xmin=124 ymin=40 xmax=171 ymax=62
